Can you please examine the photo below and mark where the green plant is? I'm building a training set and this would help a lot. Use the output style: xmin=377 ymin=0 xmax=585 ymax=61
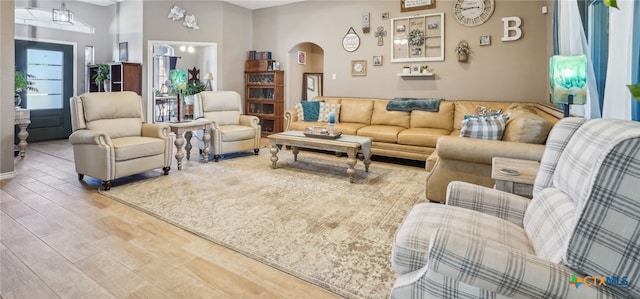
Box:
xmin=183 ymin=80 xmax=205 ymax=96
xmin=92 ymin=64 xmax=110 ymax=85
xmin=15 ymin=69 xmax=37 ymax=95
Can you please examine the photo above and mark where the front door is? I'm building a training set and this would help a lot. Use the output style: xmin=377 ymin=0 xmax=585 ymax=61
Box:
xmin=15 ymin=40 xmax=74 ymax=142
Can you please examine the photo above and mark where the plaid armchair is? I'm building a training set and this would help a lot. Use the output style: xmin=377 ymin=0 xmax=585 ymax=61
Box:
xmin=391 ymin=118 xmax=640 ymax=298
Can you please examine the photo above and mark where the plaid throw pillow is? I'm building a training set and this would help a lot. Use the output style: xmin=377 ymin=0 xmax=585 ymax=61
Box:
xmin=318 ymin=103 xmax=341 ymax=123
xmin=295 ymin=103 xmax=304 ymax=121
xmin=460 ymin=114 xmax=510 ymax=140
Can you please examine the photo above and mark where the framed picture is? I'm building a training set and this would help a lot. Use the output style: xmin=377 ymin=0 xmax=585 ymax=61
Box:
xmin=391 ymin=12 xmax=444 ymax=63
xmin=351 ymin=60 xmax=367 ymax=76
xmin=382 ymin=12 xmax=389 ymax=20
xmin=297 ymin=51 xmax=306 ymax=65
xmin=119 ymin=42 xmax=128 ymax=62
xmin=411 ymin=64 xmax=421 ymax=73
xmin=480 ymin=35 xmax=491 ymax=46
xmin=401 ymin=0 xmax=435 ymax=13
xmin=307 ymin=76 xmax=315 ymax=91
xmin=373 ymin=56 xmax=383 ymax=66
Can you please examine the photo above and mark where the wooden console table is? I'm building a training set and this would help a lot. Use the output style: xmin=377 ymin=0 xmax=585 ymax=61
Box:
xmin=14 ymin=108 xmax=31 ymax=159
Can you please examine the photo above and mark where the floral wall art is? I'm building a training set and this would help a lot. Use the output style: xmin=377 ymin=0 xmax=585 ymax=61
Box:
xmin=167 ymin=4 xmax=199 ymax=29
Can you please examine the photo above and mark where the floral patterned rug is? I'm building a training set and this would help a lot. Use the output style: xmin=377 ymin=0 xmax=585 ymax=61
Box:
xmin=99 ymin=150 xmax=427 ymax=299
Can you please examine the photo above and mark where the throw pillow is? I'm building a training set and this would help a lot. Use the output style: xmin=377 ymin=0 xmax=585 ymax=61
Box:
xmin=300 ymin=101 xmax=321 ymax=121
xmin=460 ymin=114 xmax=510 ymax=140
xmin=503 ymin=110 xmax=551 ymax=144
xmin=295 ymin=103 xmax=304 ymax=121
xmin=318 ymin=102 xmax=341 ymax=123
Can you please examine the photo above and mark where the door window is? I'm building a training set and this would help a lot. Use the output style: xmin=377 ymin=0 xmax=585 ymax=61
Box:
xmin=26 ymin=49 xmax=64 ymax=110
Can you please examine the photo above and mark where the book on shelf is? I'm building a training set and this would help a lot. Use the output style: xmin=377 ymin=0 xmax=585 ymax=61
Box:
xmin=246 ymin=50 xmax=272 ymax=60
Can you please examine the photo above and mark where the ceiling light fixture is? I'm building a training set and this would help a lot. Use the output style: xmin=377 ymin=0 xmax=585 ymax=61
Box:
xmin=52 ymin=0 xmax=74 ymax=25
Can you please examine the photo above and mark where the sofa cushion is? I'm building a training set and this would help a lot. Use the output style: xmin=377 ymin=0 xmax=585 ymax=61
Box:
xmin=371 ymin=100 xmax=410 ymax=128
xmin=339 ymin=99 xmax=374 ymax=124
xmin=219 ymin=125 xmax=258 ymax=142
xmin=334 ymin=123 xmax=367 ymax=135
xmin=300 ymin=101 xmax=321 ymax=121
xmin=460 ymin=114 xmax=509 ymax=140
xmin=357 ymin=125 xmax=404 ymax=143
xmin=398 ymin=128 xmax=451 ymax=147
xmin=410 ymin=101 xmax=454 ymax=131
xmin=503 ymin=109 xmax=551 ymax=144
xmin=318 ymin=102 xmax=341 ymax=122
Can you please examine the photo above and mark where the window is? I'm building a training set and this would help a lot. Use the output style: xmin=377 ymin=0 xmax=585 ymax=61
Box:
xmin=154 ymin=44 xmax=175 ymax=94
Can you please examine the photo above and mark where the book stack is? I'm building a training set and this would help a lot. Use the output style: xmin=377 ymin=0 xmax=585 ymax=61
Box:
xmin=245 ymin=50 xmax=279 ymax=72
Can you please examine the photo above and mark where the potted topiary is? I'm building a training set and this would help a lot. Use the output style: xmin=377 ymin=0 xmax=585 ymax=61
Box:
xmin=15 ymin=69 xmax=38 ymax=106
xmin=92 ymin=64 xmax=110 ymax=92
xmin=455 ymin=41 xmax=470 ymax=62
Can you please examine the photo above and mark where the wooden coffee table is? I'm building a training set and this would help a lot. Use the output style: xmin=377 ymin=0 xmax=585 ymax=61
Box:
xmin=267 ymin=131 xmax=372 ymax=183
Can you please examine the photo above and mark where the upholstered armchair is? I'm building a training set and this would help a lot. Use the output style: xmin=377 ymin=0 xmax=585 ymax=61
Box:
xmin=391 ymin=118 xmax=640 ymax=298
xmin=69 ymin=92 xmax=172 ymax=190
xmin=194 ymin=91 xmax=260 ymax=162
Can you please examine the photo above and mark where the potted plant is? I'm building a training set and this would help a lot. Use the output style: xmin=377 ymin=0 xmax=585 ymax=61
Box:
xmin=421 ymin=65 xmax=430 ymax=74
xmin=92 ymin=64 xmax=110 ymax=92
xmin=455 ymin=41 xmax=470 ymax=62
xmin=15 ymin=69 xmax=37 ymax=106
xmin=402 ymin=66 xmax=411 ymax=74
xmin=182 ymin=80 xmax=205 ymax=120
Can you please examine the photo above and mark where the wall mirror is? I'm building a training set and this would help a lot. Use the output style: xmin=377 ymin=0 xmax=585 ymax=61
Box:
xmin=302 ymin=73 xmax=323 ymax=100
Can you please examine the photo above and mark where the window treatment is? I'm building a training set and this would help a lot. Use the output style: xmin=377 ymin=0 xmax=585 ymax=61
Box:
xmin=632 ymin=2 xmax=640 ymax=121
xmin=555 ymin=0 xmax=601 ymax=119
xmin=602 ymin=0 xmax=635 ymax=120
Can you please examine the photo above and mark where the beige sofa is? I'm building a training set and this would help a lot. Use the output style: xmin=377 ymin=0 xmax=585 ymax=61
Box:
xmin=284 ymin=97 xmax=564 ymax=203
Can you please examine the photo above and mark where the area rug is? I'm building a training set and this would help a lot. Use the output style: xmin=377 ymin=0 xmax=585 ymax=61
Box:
xmin=99 ymin=150 xmax=427 ymax=299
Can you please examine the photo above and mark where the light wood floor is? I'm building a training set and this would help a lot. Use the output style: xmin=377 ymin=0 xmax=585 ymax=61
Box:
xmin=0 ymin=139 xmax=340 ymax=299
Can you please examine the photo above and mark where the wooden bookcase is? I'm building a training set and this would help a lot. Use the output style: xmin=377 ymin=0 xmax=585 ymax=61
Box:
xmin=87 ymin=62 xmax=142 ymax=94
xmin=245 ymin=70 xmax=284 ymax=137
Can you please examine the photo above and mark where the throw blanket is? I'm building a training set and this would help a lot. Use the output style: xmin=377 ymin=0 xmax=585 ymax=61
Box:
xmin=386 ymin=98 xmax=442 ymax=112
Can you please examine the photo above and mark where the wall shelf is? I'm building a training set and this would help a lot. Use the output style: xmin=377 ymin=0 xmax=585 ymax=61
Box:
xmin=397 ymin=72 xmax=435 ymax=77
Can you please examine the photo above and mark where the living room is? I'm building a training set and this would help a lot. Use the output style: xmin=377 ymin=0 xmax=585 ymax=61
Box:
xmin=2 ymin=0 xmax=640 ymax=298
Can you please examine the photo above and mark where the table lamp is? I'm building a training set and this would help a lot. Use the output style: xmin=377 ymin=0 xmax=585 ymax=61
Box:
xmin=549 ymin=54 xmax=587 ymax=117
xmin=205 ymin=72 xmax=214 ymax=91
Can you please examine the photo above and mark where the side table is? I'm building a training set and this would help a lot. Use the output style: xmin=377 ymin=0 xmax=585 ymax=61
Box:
xmin=14 ymin=108 xmax=31 ymax=159
xmin=159 ymin=119 xmax=212 ymax=170
xmin=491 ymin=157 xmax=540 ymax=198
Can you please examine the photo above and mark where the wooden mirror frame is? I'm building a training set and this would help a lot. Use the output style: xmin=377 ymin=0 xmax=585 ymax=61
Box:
xmin=302 ymin=73 xmax=323 ymax=101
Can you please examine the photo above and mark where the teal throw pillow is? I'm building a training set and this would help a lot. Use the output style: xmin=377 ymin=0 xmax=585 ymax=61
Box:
xmin=300 ymin=101 xmax=321 ymax=121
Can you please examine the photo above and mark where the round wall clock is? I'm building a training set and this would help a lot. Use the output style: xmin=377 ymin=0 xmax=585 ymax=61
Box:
xmin=342 ymin=27 xmax=360 ymax=52
xmin=453 ymin=0 xmax=495 ymax=27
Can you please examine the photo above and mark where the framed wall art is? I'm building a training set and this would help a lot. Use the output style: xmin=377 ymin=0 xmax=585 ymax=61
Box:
xmin=390 ymin=12 xmax=444 ymax=63
xmin=373 ymin=56 xmax=383 ymax=66
xmin=401 ymin=0 xmax=436 ymax=12
xmin=119 ymin=42 xmax=128 ymax=62
xmin=351 ymin=60 xmax=367 ymax=76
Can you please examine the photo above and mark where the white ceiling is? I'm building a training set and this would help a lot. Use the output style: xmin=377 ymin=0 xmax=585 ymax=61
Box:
xmin=74 ymin=0 xmax=306 ymax=10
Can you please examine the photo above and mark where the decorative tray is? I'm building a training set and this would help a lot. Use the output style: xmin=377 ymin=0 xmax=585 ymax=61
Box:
xmin=303 ymin=131 xmax=342 ymax=139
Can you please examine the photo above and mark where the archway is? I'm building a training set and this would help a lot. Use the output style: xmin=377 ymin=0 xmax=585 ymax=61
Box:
xmin=287 ymin=42 xmax=324 ymax=110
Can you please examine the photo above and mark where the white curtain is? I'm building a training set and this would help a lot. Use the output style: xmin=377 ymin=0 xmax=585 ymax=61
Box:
xmin=602 ymin=1 xmax=635 ymax=120
xmin=556 ymin=0 xmax=601 ymax=118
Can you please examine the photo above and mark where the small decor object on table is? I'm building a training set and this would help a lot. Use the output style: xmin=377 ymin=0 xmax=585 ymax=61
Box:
xmin=411 ymin=64 xmax=421 ymax=74
xmin=119 ymin=42 xmax=128 ymax=61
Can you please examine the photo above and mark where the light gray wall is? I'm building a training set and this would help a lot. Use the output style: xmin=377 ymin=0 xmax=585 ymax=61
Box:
xmin=1 ymin=0 xmax=16 ymax=177
xmin=252 ymin=0 xmax=552 ymax=109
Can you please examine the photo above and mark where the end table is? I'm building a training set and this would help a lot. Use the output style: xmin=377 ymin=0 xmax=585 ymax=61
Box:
xmin=491 ymin=157 xmax=540 ymax=198
xmin=158 ymin=119 xmax=211 ymax=170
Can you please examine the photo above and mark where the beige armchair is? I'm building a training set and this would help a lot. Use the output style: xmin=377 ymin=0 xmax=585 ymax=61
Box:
xmin=194 ymin=91 xmax=260 ymax=162
xmin=69 ymin=92 xmax=172 ymax=190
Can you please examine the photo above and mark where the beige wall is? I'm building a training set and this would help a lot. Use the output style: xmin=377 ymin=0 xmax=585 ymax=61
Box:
xmin=252 ymin=0 xmax=553 ymax=109
xmin=1 ymin=0 xmax=16 ymax=177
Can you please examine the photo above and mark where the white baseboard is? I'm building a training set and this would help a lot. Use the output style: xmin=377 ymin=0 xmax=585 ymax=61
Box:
xmin=0 ymin=171 xmax=16 ymax=181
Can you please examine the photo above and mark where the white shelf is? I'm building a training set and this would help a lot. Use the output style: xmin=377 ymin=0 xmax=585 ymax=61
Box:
xmin=397 ymin=72 xmax=435 ymax=77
